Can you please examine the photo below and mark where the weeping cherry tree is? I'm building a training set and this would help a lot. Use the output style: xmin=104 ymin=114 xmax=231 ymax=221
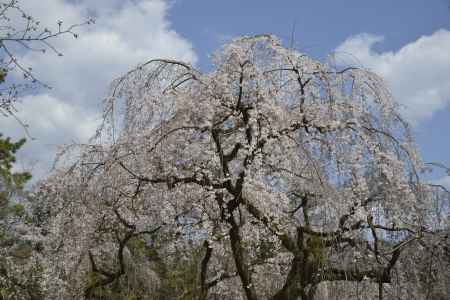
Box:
xmin=41 ymin=35 xmax=449 ymax=299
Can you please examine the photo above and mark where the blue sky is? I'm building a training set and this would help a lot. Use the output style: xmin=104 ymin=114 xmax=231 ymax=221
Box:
xmin=170 ymin=0 xmax=450 ymax=68
xmin=1 ymin=0 xmax=450 ymax=185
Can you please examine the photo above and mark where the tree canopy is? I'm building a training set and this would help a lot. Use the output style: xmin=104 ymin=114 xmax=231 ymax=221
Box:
xmin=36 ymin=35 xmax=449 ymax=299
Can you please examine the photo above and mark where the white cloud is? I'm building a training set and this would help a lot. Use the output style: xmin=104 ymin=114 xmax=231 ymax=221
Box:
xmin=0 ymin=0 xmax=197 ymax=180
xmin=11 ymin=94 xmax=98 ymax=142
xmin=1 ymin=94 xmax=100 ymax=179
xmin=18 ymin=0 xmax=197 ymax=106
xmin=335 ymin=30 xmax=450 ymax=124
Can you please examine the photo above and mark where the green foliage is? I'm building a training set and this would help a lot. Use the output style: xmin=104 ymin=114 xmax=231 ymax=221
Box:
xmin=10 ymin=204 xmax=25 ymax=217
xmin=128 ymin=238 xmax=147 ymax=254
xmin=0 ymin=134 xmax=31 ymax=221
xmin=307 ymin=235 xmax=327 ymax=264
xmin=0 ymin=287 xmax=9 ymax=298
xmin=0 ymin=134 xmax=31 ymax=189
xmin=162 ymin=246 xmax=204 ymax=299
xmin=128 ymin=236 xmax=160 ymax=260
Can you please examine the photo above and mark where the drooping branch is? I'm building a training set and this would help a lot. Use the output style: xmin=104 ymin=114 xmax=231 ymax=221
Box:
xmin=84 ymin=209 xmax=161 ymax=298
xmin=199 ymin=240 xmax=213 ymax=300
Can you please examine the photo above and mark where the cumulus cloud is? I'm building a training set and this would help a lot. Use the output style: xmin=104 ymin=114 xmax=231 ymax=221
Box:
xmin=18 ymin=0 xmax=197 ymax=105
xmin=0 ymin=0 xmax=197 ymax=180
xmin=1 ymin=94 xmax=99 ymax=179
xmin=335 ymin=30 xmax=450 ymax=124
